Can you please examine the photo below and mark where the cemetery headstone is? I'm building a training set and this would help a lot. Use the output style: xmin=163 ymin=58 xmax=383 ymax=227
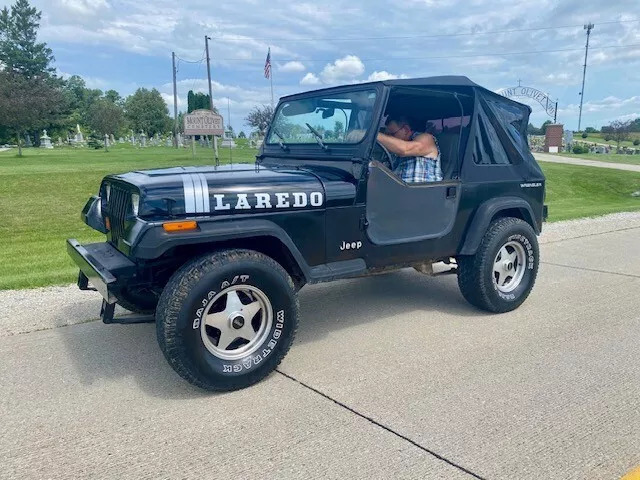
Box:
xmin=140 ymin=132 xmax=147 ymax=147
xmin=75 ymin=124 xmax=84 ymax=144
xmin=40 ymin=130 xmax=53 ymax=149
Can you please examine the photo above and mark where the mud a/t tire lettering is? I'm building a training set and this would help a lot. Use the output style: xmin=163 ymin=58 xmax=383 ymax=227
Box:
xmin=156 ymin=249 xmax=298 ymax=391
xmin=457 ymin=217 xmax=539 ymax=313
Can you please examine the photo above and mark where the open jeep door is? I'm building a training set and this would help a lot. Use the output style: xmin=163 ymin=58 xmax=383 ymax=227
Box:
xmin=366 ymin=87 xmax=470 ymax=245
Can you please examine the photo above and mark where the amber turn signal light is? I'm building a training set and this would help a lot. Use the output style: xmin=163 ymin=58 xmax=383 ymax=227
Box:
xmin=162 ymin=220 xmax=198 ymax=233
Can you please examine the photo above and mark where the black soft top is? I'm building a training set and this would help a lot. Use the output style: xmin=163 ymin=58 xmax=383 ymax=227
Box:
xmin=277 ymin=76 xmax=543 ymax=182
xmin=281 ymin=75 xmax=531 ymax=113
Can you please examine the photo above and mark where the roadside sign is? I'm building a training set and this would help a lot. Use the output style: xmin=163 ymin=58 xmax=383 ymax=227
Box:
xmin=184 ymin=109 xmax=224 ymax=136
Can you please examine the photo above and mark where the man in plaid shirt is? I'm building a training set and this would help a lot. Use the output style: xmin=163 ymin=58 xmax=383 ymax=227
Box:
xmin=377 ymin=115 xmax=442 ymax=183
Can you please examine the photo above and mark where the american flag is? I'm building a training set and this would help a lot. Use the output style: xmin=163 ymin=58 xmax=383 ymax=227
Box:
xmin=264 ymin=48 xmax=271 ymax=79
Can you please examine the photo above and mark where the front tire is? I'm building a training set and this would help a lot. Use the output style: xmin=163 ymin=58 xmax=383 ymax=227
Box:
xmin=156 ymin=249 xmax=298 ymax=392
xmin=457 ymin=217 xmax=539 ymax=313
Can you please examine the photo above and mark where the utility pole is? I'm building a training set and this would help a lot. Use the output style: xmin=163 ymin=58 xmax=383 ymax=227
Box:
xmin=578 ymin=22 xmax=594 ymax=132
xmin=204 ymin=35 xmax=218 ymax=159
xmin=172 ymin=52 xmax=178 ymax=148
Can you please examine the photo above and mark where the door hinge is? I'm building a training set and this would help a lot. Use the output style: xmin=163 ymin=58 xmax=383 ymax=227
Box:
xmin=359 ymin=215 xmax=369 ymax=230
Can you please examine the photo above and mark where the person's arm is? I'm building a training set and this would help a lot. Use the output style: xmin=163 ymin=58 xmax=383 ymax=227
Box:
xmin=377 ymin=132 xmax=436 ymax=157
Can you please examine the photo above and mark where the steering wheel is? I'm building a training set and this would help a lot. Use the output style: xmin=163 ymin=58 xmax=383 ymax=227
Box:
xmin=371 ymin=140 xmax=394 ymax=170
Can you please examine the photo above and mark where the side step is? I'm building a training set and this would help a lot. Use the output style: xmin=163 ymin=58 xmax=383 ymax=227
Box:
xmin=307 ymin=259 xmax=367 ymax=283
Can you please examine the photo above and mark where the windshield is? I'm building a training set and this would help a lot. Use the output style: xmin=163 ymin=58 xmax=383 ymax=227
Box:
xmin=267 ymin=89 xmax=377 ymax=145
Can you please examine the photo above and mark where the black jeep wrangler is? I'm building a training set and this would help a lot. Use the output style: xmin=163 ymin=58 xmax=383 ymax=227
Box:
xmin=67 ymin=76 xmax=546 ymax=391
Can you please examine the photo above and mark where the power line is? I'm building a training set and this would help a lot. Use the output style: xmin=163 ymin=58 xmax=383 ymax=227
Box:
xmin=207 ymin=42 xmax=640 ymax=63
xmin=176 ymin=52 xmax=205 ymax=64
xmin=208 ymin=18 xmax=638 ymax=43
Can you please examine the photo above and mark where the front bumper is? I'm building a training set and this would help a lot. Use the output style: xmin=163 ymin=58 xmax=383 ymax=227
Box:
xmin=66 ymin=239 xmax=136 ymax=304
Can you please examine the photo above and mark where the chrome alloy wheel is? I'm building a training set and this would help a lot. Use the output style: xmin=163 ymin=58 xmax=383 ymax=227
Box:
xmin=200 ymin=285 xmax=273 ymax=360
xmin=492 ymin=241 xmax=526 ymax=293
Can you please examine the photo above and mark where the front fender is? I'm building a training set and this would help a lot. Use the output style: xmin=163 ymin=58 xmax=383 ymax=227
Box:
xmin=459 ymin=196 xmax=539 ymax=255
xmin=132 ymin=218 xmax=312 ymax=278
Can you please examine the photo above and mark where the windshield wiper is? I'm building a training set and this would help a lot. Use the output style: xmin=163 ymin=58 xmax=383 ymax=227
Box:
xmin=305 ymin=123 xmax=328 ymax=151
xmin=272 ymin=129 xmax=289 ymax=151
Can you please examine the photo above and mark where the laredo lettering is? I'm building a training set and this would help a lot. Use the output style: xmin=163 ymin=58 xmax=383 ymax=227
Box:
xmin=209 ymin=191 xmax=324 ymax=211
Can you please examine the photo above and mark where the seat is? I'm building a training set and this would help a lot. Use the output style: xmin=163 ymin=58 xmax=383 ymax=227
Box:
xmin=436 ymin=132 xmax=461 ymax=179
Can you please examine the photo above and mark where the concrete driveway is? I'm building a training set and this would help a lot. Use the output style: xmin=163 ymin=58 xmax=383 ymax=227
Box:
xmin=1 ymin=214 xmax=639 ymax=479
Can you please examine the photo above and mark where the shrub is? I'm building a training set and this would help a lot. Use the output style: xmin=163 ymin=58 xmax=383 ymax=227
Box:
xmin=572 ymin=144 xmax=587 ymax=154
xmin=604 ymin=134 xmax=612 ymax=142
xmin=633 ymin=139 xmax=640 ymax=146
xmin=581 ymin=132 xmax=588 ymax=138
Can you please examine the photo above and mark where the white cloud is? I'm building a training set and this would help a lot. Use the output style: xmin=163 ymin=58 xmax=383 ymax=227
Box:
xmin=366 ymin=71 xmax=408 ymax=82
xmin=320 ymin=55 xmax=365 ymax=83
xmin=279 ymin=61 xmax=306 ymax=73
xmin=56 ymin=0 xmax=110 ymax=16
xmin=300 ymin=73 xmax=321 ymax=85
xmin=609 ymin=112 xmax=640 ymax=123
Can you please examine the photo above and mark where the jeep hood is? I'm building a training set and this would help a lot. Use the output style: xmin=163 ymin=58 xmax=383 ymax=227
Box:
xmin=107 ymin=163 xmax=355 ymax=218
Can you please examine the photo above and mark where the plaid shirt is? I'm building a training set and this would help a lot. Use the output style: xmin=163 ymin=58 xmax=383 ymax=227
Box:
xmin=392 ymin=132 xmax=443 ymax=183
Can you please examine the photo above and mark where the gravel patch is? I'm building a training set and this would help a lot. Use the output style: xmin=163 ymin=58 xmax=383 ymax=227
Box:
xmin=540 ymin=211 xmax=640 ymax=244
xmin=0 ymin=286 xmax=129 ymax=337
xmin=2 ymin=211 xmax=639 ymax=337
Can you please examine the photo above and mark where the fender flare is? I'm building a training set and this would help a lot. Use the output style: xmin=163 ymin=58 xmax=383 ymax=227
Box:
xmin=132 ymin=218 xmax=313 ymax=280
xmin=459 ymin=196 xmax=539 ymax=255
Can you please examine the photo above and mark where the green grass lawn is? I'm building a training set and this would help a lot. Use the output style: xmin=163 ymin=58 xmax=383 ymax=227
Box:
xmin=1 ymin=146 xmax=639 ymax=290
xmin=542 ymin=162 xmax=640 ymax=222
xmin=553 ymin=152 xmax=640 ymax=166
xmin=577 ymin=133 xmax=640 ymax=148
xmin=0 ymin=144 xmax=256 ymax=290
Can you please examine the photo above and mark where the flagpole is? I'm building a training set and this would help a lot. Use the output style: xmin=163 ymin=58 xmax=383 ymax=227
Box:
xmin=269 ymin=47 xmax=274 ymax=108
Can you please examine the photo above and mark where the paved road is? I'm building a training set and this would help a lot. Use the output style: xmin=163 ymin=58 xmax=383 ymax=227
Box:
xmin=1 ymin=215 xmax=640 ymax=479
xmin=534 ymin=152 xmax=640 ymax=172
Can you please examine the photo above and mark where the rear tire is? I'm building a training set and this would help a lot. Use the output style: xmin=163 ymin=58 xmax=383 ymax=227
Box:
xmin=457 ymin=217 xmax=539 ymax=313
xmin=156 ymin=249 xmax=298 ymax=392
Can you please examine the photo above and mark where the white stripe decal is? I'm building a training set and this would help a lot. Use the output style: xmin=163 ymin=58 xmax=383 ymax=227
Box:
xmin=194 ymin=173 xmax=205 ymax=213
xmin=191 ymin=173 xmax=202 ymax=213
xmin=198 ymin=173 xmax=210 ymax=213
xmin=182 ymin=174 xmax=196 ymax=213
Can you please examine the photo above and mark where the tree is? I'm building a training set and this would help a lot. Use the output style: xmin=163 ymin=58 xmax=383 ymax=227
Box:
xmin=0 ymin=71 xmax=65 ymax=156
xmin=333 ymin=120 xmax=344 ymax=139
xmin=238 ymin=131 xmax=246 ymax=139
xmin=585 ymin=126 xmax=598 ymax=134
xmin=0 ymin=0 xmax=54 ymax=78
xmin=87 ymin=98 xmax=124 ymax=137
xmin=104 ymin=89 xmax=122 ymax=105
xmin=608 ymin=120 xmax=631 ymax=151
xmin=540 ymin=120 xmax=552 ymax=135
xmin=125 ymin=88 xmax=171 ymax=136
xmin=187 ymin=90 xmax=216 ymax=113
xmin=245 ymin=105 xmax=274 ymax=138
xmin=527 ymin=123 xmax=542 ymax=135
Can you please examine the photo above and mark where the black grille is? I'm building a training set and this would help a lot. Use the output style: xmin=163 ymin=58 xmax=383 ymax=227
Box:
xmin=107 ymin=184 xmax=131 ymax=245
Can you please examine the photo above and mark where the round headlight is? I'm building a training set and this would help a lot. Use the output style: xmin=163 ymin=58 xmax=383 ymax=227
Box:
xmin=131 ymin=193 xmax=140 ymax=216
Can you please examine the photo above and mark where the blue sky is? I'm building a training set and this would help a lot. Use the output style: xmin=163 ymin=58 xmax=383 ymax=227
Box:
xmin=6 ymin=0 xmax=639 ymax=132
